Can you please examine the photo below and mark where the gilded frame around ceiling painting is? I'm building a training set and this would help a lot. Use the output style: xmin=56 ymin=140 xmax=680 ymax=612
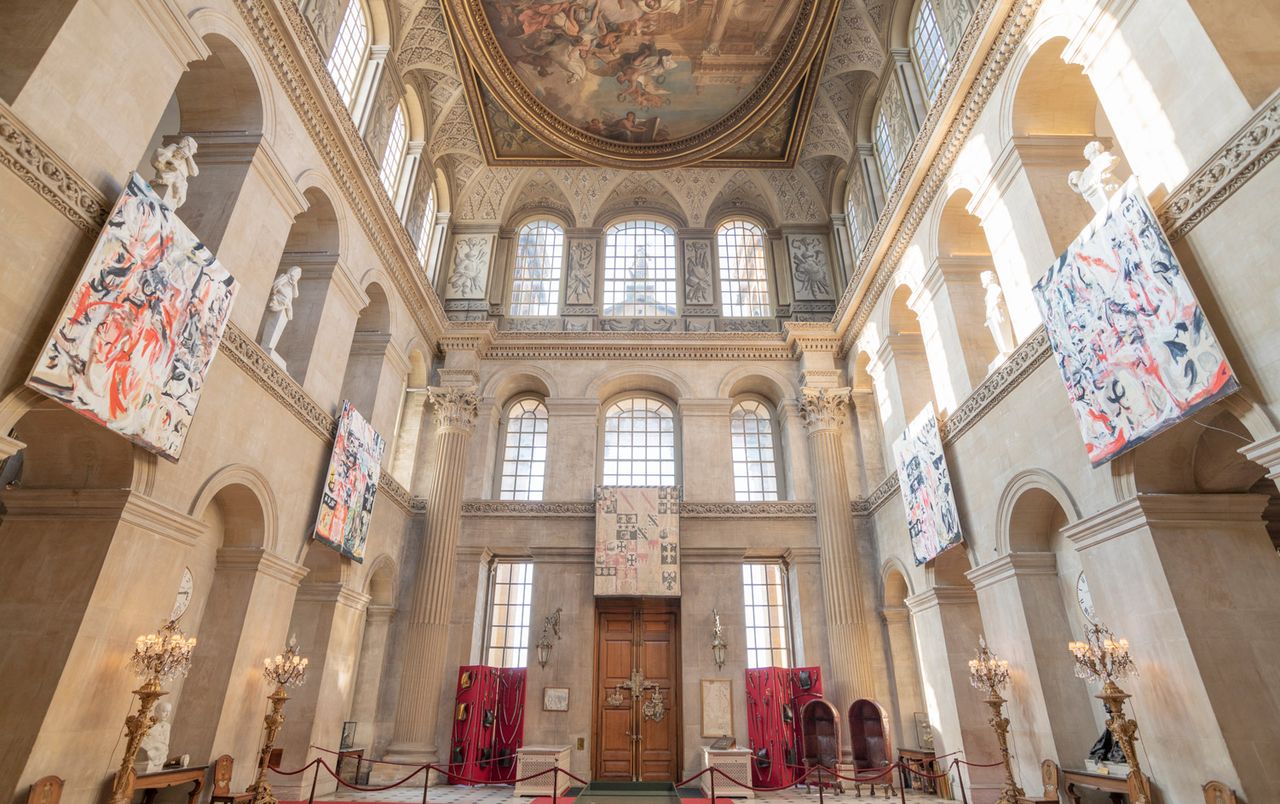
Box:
xmin=441 ymin=0 xmax=842 ymax=169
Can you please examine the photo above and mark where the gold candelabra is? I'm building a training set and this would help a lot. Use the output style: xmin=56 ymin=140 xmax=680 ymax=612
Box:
xmin=967 ymin=636 xmax=1023 ymax=804
xmin=247 ymin=636 xmax=309 ymax=804
xmin=1068 ymin=623 xmax=1150 ymax=803
xmin=109 ymin=620 xmax=197 ymax=804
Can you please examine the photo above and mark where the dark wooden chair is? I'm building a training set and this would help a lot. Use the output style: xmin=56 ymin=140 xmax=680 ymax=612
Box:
xmin=26 ymin=776 xmax=62 ymax=804
xmin=1203 ymin=780 xmax=1239 ymax=804
xmin=209 ymin=755 xmax=252 ymax=804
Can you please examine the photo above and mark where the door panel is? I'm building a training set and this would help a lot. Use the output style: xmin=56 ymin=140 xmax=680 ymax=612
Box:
xmin=593 ymin=600 xmax=680 ymax=781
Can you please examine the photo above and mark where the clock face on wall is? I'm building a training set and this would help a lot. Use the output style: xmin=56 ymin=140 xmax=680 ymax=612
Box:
xmin=170 ymin=567 xmax=193 ymax=621
xmin=1076 ymin=571 xmax=1097 ymax=624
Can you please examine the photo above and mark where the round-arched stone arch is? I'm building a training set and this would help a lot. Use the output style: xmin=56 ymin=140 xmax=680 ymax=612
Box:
xmin=881 ymin=556 xmax=916 ymax=605
xmin=993 ymin=10 xmax=1093 ymax=146
xmin=184 ymin=9 xmax=277 ymax=141
xmin=585 ymin=364 xmax=693 ymax=403
xmin=717 ymin=365 xmax=796 ymax=408
xmin=293 ymin=169 xmax=351 ymax=258
xmin=994 ymin=468 xmax=1081 ymax=556
xmin=188 ymin=463 xmax=281 ymax=553
xmin=481 ymin=365 xmax=559 ymax=406
xmin=362 ymin=553 xmax=398 ymax=606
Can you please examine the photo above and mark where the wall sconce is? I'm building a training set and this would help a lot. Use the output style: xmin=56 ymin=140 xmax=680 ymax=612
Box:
xmin=536 ymin=607 xmax=562 ymax=669
xmin=711 ymin=609 xmax=727 ymax=670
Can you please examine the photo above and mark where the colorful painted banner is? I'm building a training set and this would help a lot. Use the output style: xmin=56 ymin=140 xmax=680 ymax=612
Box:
xmin=313 ymin=401 xmax=385 ymax=563
xmin=1033 ymin=176 xmax=1237 ymax=466
xmin=594 ymin=485 xmax=680 ymax=596
xmin=26 ymin=172 xmax=237 ymax=460
xmin=893 ymin=407 xmax=963 ymax=566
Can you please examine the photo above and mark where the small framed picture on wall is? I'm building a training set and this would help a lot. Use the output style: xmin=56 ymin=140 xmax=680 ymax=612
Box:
xmin=543 ymin=687 xmax=570 ymax=712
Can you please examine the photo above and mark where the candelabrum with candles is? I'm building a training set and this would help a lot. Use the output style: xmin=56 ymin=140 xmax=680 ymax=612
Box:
xmin=247 ymin=636 xmax=309 ymax=804
xmin=967 ymin=636 xmax=1023 ymax=804
xmin=1069 ymin=623 xmax=1150 ymax=802
xmin=109 ymin=620 xmax=197 ymax=804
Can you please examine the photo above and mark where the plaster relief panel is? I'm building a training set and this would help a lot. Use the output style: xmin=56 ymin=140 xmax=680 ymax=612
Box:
xmin=786 ymin=234 xmax=835 ymax=301
xmin=566 ymin=240 xmax=597 ymax=306
xmin=447 ymin=235 xmax=495 ymax=300
xmin=683 ymin=240 xmax=713 ymax=305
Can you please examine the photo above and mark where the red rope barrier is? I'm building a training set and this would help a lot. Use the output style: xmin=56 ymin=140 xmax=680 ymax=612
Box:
xmin=314 ymin=759 xmax=429 ymax=792
xmin=266 ymin=758 xmax=322 ymax=777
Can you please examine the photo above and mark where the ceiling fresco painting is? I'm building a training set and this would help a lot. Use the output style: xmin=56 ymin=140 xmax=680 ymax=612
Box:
xmin=443 ymin=0 xmax=842 ymax=168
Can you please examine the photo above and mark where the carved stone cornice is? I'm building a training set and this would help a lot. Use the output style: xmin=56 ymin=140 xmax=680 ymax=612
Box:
xmin=220 ymin=323 xmax=335 ymax=441
xmin=938 ymin=326 xmax=1051 ymax=442
xmin=1157 ymin=87 xmax=1280 ymax=241
xmin=484 ymin=331 xmax=794 ymax=361
xmin=682 ymin=501 xmax=816 ymax=518
xmin=378 ymin=473 xmax=413 ymax=514
xmin=428 ymin=385 xmax=479 ymax=433
xmin=851 ymin=471 xmax=900 ymax=516
xmin=798 ymin=386 xmax=852 ymax=433
xmin=439 ymin=322 xmax=496 ymax=355
xmin=0 ymin=99 xmax=110 ymax=236
xmin=784 ymin=321 xmax=841 ymax=355
xmin=232 ymin=0 xmax=446 ymax=349
xmin=461 ymin=500 xmax=594 ymax=517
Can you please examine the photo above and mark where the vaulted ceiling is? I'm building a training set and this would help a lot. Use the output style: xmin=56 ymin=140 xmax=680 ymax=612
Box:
xmin=394 ymin=0 xmax=893 ymax=224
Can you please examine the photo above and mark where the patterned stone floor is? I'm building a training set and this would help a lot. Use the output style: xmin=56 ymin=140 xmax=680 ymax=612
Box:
xmin=322 ymin=781 xmax=951 ymax=804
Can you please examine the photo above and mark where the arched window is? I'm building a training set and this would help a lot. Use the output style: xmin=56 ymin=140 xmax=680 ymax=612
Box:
xmin=874 ymin=109 xmax=899 ymax=188
xmin=603 ymin=220 xmax=677 ymax=317
xmin=378 ymin=103 xmax=407 ymax=196
xmin=415 ymin=184 xmax=436 ymax=265
xmin=602 ymin=397 xmax=676 ymax=486
xmin=498 ymin=399 xmax=549 ymax=501
xmin=912 ymin=0 xmax=950 ymax=100
xmin=845 ymin=193 xmax=864 ymax=256
xmin=326 ymin=0 xmax=369 ymax=109
xmin=510 ymin=220 xmax=565 ymax=316
xmin=716 ymin=219 xmax=772 ymax=318
xmin=731 ymin=400 xmax=780 ymax=501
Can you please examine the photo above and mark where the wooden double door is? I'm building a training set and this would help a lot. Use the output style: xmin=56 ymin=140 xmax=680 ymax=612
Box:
xmin=593 ymin=599 xmax=681 ymax=781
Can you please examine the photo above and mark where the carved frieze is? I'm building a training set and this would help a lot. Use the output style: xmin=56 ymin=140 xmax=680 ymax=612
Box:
xmin=787 ymin=234 xmax=835 ymax=300
xmin=446 ymin=234 xmax=493 ymax=299
xmin=565 ymin=240 xmax=596 ymax=306
xmin=683 ymin=240 xmax=713 ymax=305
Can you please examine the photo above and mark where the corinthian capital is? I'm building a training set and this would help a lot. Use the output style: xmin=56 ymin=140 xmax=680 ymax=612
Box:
xmin=428 ymin=386 xmax=479 ymax=433
xmin=798 ymin=386 xmax=852 ymax=433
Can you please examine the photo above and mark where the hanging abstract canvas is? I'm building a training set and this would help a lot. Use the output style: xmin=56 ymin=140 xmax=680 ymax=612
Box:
xmin=313 ymin=401 xmax=386 ymax=563
xmin=893 ymin=407 xmax=963 ymax=566
xmin=1033 ymin=177 xmax=1237 ymax=466
xmin=26 ymin=172 xmax=238 ymax=460
xmin=594 ymin=486 xmax=680 ymax=596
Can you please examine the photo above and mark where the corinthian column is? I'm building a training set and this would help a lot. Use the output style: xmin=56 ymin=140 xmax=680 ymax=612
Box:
xmin=383 ymin=385 xmax=478 ymax=767
xmin=799 ymin=386 xmax=877 ymax=705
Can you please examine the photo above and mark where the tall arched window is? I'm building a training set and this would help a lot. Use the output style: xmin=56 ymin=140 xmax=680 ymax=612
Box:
xmin=716 ymin=219 xmax=772 ymax=318
xmin=378 ymin=103 xmax=407 ymax=196
xmin=603 ymin=220 xmax=677 ymax=317
xmin=845 ymin=193 xmax=864 ymax=256
xmin=510 ymin=220 xmax=565 ymax=316
xmin=603 ymin=397 xmax=676 ymax=486
xmin=498 ymin=399 xmax=549 ymax=500
xmin=731 ymin=400 xmax=780 ymax=501
xmin=415 ymin=184 xmax=436 ymax=265
xmin=874 ymin=109 xmax=900 ymax=189
xmin=326 ymin=0 xmax=370 ymax=108
xmin=912 ymin=0 xmax=950 ymax=100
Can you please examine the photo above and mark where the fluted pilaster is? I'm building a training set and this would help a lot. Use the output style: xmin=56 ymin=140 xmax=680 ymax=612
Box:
xmin=798 ymin=387 xmax=877 ymax=705
xmin=386 ymin=385 xmax=478 ymax=763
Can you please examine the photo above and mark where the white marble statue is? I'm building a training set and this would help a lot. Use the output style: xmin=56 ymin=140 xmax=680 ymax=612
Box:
xmin=1067 ymin=140 xmax=1120 ymax=214
xmin=259 ymin=266 xmax=302 ymax=369
xmin=981 ymin=270 xmax=1015 ymax=360
xmin=150 ymin=136 xmax=200 ymax=210
xmin=135 ymin=701 xmax=173 ymax=774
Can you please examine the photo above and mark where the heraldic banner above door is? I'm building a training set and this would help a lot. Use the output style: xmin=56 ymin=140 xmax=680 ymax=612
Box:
xmin=594 ymin=486 xmax=681 ymax=597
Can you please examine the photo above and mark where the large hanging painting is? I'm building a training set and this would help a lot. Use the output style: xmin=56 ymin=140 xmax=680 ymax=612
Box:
xmin=313 ymin=401 xmax=386 ymax=563
xmin=1033 ymin=177 xmax=1238 ymax=466
xmin=594 ymin=485 xmax=680 ymax=596
xmin=444 ymin=0 xmax=839 ymax=167
xmin=893 ymin=407 xmax=963 ymax=566
xmin=26 ymin=172 xmax=238 ymax=461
